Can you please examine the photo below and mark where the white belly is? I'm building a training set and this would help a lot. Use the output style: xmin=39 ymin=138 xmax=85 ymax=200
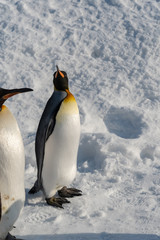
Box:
xmin=0 ymin=106 xmax=25 ymax=239
xmin=42 ymin=113 xmax=80 ymax=198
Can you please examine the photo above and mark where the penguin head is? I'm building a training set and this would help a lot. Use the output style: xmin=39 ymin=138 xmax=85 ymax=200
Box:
xmin=0 ymin=87 xmax=33 ymax=110
xmin=53 ymin=65 xmax=69 ymax=91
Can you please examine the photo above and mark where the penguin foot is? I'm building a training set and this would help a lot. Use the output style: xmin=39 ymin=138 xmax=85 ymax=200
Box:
xmin=58 ymin=186 xmax=82 ymax=198
xmin=6 ymin=233 xmax=23 ymax=240
xmin=46 ymin=196 xmax=70 ymax=208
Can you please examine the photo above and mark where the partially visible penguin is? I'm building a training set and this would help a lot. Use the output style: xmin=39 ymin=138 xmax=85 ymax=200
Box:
xmin=29 ymin=66 xmax=82 ymax=208
xmin=0 ymin=87 xmax=33 ymax=240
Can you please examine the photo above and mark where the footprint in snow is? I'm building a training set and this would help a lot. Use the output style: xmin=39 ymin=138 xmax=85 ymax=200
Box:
xmin=78 ymin=133 xmax=106 ymax=173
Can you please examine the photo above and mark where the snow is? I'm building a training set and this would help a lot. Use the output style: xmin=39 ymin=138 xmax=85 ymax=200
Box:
xmin=0 ymin=0 xmax=160 ymax=239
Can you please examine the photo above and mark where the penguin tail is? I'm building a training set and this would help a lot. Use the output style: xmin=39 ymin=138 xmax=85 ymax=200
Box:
xmin=28 ymin=180 xmax=41 ymax=194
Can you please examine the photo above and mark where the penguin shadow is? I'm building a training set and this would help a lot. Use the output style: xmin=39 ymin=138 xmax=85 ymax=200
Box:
xmin=1 ymin=200 xmax=24 ymax=239
xmin=1 ymin=199 xmax=24 ymax=220
xmin=22 ymin=233 xmax=160 ymax=240
xmin=77 ymin=133 xmax=107 ymax=173
xmin=103 ymin=106 xmax=148 ymax=139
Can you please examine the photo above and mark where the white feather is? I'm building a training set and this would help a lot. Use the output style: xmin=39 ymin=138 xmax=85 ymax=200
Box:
xmin=0 ymin=106 xmax=25 ymax=239
xmin=42 ymin=97 xmax=80 ymax=198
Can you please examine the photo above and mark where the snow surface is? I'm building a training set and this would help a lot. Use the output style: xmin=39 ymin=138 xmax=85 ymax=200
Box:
xmin=1 ymin=0 xmax=160 ymax=239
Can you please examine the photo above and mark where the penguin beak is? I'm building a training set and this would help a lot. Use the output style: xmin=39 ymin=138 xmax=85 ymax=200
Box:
xmin=0 ymin=88 xmax=33 ymax=109
xmin=2 ymin=88 xmax=33 ymax=100
xmin=55 ymin=65 xmax=64 ymax=78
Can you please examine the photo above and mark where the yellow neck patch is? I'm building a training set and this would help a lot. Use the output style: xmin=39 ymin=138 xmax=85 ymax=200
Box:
xmin=0 ymin=105 xmax=6 ymax=112
xmin=64 ymin=89 xmax=76 ymax=103
xmin=56 ymin=90 xmax=79 ymax=119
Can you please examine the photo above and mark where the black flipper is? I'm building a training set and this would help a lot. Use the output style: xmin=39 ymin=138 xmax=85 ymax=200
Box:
xmin=29 ymin=91 xmax=67 ymax=194
xmin=28 ymin=179 xmax=41 ymax=194
xmin=5 ymin=233 xmax=23 ymax=240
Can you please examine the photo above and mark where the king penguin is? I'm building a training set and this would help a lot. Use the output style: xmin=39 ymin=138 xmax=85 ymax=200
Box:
xmin=29 ymin=66 xmax=82 ymax=208
xmin=0 ymin=87 xmax=33 ymax=240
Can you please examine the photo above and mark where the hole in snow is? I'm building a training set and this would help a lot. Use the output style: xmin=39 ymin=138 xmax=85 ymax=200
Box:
xmin=104 ymin=106 xmax=147 ymax=139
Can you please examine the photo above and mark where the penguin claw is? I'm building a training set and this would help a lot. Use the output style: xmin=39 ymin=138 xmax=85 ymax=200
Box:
xmin=46 ymin=196 xmax=70 ymax=208
xmin=58 ymin=186 xmax=82 ymax=198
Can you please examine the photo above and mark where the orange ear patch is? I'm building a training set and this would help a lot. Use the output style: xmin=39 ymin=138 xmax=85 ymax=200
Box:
xmin=59 ymin=71 xmax=64 ymax=78
xmin=55 ymin=70 xmax=64 ymax=79
xmin=55 ymin=71 xmax=58 ymax=79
